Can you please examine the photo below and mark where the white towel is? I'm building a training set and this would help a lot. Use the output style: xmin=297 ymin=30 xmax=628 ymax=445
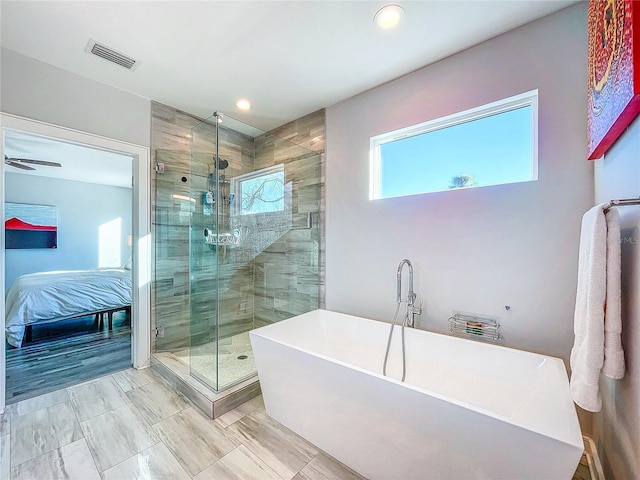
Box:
xmin=570 ymin=204 xmax=625 ymax=412
xmin=602 ymin=207 xmax=625 ymax=379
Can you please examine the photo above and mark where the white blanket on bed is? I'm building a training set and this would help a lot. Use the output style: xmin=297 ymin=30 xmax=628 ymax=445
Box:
xmin=5 ymin=269 xmax=132 ymax=348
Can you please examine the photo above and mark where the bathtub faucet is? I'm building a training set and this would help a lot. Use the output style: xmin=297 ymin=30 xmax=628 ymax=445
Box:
xmin=384 ymin=259 xmax=423 ymax=381
xmin=397 ymin=259 xmax=422 ymax=327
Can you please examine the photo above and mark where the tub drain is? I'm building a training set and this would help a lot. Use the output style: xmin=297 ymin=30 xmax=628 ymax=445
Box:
xmin=237 ymin=355 xmax=248 ymax=360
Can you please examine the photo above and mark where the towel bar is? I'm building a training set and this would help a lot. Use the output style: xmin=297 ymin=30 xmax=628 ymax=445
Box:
xmin=603 ymin=197 xmax=640 ymax=213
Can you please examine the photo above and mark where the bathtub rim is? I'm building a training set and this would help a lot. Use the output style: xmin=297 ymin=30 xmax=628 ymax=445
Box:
xmin=250 ymin=308 xmax=583 ymax=450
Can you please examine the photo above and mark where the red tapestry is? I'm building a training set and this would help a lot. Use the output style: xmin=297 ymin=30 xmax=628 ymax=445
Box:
xmin=588 ymin=0 xmax=640 ymax=160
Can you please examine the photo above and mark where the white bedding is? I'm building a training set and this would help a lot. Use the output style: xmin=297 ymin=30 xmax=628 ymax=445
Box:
xmin=5 ymin=269 xmax=132 ymax=348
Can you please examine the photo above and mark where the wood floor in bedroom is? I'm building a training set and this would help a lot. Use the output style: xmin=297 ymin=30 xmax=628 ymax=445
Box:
xmin=5 ymin=311 xmax=131 ymax=405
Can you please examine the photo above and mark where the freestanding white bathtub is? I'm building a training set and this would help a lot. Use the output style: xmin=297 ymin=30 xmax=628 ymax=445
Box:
xmin=250 ymin=309 xmax=583 ymax=480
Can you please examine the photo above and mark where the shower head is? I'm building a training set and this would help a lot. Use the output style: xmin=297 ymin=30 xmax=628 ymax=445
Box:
xmin=214 ymin=156 xmax=229 ymax=170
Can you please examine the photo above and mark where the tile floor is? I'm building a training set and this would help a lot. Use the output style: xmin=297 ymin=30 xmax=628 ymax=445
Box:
xmin=0 ymin=367 xmax=364 ymax=480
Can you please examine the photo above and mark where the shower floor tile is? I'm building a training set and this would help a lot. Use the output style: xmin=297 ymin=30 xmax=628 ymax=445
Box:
xmin=173 ymin=331 xmax=257 ymax=390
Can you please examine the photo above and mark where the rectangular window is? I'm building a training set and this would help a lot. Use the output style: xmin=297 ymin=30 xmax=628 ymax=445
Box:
xmin=232 ymin=164 xmax=286 ymax=215
xmin=370 ymin=90 xmax=538 ymax=200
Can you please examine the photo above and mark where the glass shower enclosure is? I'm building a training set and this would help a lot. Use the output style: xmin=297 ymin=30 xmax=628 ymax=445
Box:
xmin=154 ymin=111 xmax=320 ymax=392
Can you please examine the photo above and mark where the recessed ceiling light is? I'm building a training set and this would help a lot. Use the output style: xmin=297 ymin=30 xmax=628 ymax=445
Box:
xmin=374 ymin=4 xmax=404 ymax=30
xmin=235 ymin=99 xmax=251 ymax=111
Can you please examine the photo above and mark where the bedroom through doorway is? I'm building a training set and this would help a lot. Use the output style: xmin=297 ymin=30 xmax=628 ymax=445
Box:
xmin=3 ymin=130 xmax=135 ymax=404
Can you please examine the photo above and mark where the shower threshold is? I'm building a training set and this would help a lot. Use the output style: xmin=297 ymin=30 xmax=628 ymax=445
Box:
xmin=151 ymin=349 xmax=260 ymax=419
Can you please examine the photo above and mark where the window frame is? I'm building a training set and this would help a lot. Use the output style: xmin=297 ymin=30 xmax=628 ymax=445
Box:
xmin=369 ymin=90 xmax=539 ymax=200
xmin=231 ymin=163 xmax=287 ymax=216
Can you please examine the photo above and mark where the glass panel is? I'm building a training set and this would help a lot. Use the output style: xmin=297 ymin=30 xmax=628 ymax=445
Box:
xmin=189 ymin=117 xmax=222 ymax=390
xmin=153 ymin=148 xmax=192 ymax=355
xmin=188 ymin=113 xmax=321 ymax=392
xmin=252 ymin=130 xmax=321 ymax=328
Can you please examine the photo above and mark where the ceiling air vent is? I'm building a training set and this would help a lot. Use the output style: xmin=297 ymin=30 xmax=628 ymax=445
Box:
xmin=85 ymin=39 xmax=140 ymax=71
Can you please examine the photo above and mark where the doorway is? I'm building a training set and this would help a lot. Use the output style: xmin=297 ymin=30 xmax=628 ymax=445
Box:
xmin=0 ymin=113 xmax=151 ymax=411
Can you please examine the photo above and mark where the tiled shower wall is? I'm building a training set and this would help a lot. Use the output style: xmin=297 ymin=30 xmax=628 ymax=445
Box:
xmin=151 ymin=102 xmax=325 ymax=353
xmin=253 ymin=113 xmax=326 ymax=324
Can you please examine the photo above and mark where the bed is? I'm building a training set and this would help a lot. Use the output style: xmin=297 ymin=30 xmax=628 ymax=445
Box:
xmin=5 ymin=268 xmax=132 ymax=348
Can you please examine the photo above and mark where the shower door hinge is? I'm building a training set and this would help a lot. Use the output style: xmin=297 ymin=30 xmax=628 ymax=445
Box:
xmin=155 ymin=162 xmax=165 ymax=174
xmin=155 ymin=326 xmax=165 ymax=338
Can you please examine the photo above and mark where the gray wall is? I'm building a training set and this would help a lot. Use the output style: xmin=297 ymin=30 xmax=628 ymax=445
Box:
xmin=1 ymin=48 xmax=150 ymax=147
xmin=325 ymin=4 xmax=592 ymax=363
xmin=593 ymin=114 xmax=640 ymax=479
xmin=5 ymin=173 xmax=132 ymax=292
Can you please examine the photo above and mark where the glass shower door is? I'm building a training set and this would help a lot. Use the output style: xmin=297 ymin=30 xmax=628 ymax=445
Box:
xmin=189 ymin=112 xmax=321 ymax=392
xmin=189 ymin=115 xmax=221 ymax=390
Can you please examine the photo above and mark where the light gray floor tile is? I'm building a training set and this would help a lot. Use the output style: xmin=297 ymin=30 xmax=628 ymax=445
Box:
xmin=81 ymin=404 xmax=158 ymax=472
xmin=0 ymin=414 xmax=9 ymax=437
xmin=153 ymin=407 xmax=239 ymax=476
xmin=215 ymin=395 xmax=264 ymax=429
xmin=0 ymin=435 xmax=9 ymax=480
xmin=126 ymin=381 xmax=188 ymax=425
xmin=101 ymin=442 xmax=190 ymax=480
xmin=227 ymin=408 xmax=318 ymax=480
xmin=10 ymin=438 xmax=100 ymax=480
xmin=193 ymin=444 xmax=281 ymax=480
xmin=11 ymin=401 xmax=83 ymax=466
xmin=68 ymin=376 xmax=130 ymax=422
xmin=9 ymin=389 xmax=69 ymax=417
xmin=293 ymin=452 xmax=365 ymax=480
xmin=112 ymin=367 xmax=158 ymax=393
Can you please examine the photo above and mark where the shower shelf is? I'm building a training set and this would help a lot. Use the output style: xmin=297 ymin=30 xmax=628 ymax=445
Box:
xmin=448 ymin=313 xmax=503 ymax=343
xmin=203 ymin=228 xmax=241 ymax=247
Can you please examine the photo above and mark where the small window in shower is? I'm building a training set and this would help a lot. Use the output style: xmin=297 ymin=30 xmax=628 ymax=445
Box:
xmin=369 ymin=90 xmax=538 ymax=200
xmin=232 ymin=164 xmax=286 ymax=215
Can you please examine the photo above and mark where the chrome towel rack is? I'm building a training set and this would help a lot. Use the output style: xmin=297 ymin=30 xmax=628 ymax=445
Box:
xmin=603 ymin=198 xmax=640 ymax=213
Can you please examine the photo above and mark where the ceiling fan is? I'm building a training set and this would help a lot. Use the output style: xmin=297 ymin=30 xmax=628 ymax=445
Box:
xmin=4 ymin=155 xmax=62 ymax=171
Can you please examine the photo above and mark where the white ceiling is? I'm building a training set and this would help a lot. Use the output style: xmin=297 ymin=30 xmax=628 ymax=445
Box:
xmin=4 ymin=130 xmax=133 ymax=188
xmin=0 ymin=0 xmax=578 ymax=133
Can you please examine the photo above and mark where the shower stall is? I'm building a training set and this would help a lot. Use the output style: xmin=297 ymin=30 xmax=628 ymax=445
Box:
xmin=152 ymin=109 xmax=321 ymax=399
